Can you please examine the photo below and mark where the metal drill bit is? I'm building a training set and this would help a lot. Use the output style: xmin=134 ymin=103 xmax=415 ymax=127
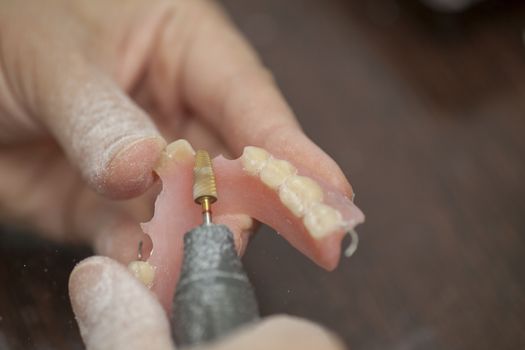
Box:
xmin=193 ymin=150 xmax=218 ymax=225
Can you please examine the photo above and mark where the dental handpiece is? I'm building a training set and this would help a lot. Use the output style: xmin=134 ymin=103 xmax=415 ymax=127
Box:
xmin=171 ymin=150 xmax=259 ymax=346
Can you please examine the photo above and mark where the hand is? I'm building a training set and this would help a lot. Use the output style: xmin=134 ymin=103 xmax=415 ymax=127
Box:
xmin=0 ymin=0 xmax=352 ymax=262
xmin=69 ymin=256 xmax=346 ymax=350
xmin=1 ymin=1 xmax=354 ymax=347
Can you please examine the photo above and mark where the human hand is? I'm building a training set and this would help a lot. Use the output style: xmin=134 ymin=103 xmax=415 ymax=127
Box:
xmin=0 ymin=0 xmax=353 ymax=262
xmin=69 ymin=256 xmax=346 ymax=350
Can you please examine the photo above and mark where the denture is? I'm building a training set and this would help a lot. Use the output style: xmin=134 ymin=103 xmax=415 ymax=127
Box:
xmin=142 ymin=140 xmax=365 ymax=311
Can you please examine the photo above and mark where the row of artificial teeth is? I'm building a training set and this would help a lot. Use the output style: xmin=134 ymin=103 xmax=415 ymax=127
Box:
xmin=241 ymin=146 xmax=344 ymax=239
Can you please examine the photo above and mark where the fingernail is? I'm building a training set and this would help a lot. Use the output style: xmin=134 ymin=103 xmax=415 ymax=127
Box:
xmin=98 ymin=136 xmax=166 ymax=199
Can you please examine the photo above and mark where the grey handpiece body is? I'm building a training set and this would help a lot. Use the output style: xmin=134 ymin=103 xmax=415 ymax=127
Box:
xmin=171 ymin=224 xmax=259 ymax=346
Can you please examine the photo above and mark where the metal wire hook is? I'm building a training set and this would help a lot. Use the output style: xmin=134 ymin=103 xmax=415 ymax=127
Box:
xmin=344 ymin=229 xmax=359 ymax=258
xmin=137 ymin=240 xmax=144 ymax=261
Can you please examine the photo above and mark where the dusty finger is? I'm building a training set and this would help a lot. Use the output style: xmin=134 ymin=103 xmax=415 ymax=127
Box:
xmin=69 ymin=256 xmax=175 ymax=350
xmin=2 ymin=0 xmax=167 ymax=198
xmin=27 ymin=55 xmax=164 ymax=198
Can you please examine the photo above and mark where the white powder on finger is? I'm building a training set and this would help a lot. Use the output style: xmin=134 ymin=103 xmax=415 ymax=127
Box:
xmin=56 ymin=75 xmax=160 ymax=188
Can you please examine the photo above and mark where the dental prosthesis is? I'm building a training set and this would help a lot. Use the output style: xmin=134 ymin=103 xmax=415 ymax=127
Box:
xmin=128 ymin=139 xmax=365 ymax=311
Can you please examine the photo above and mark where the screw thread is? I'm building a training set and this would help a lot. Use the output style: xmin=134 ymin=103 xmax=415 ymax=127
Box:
xmin=193 ymin=150 xmax=218 ymax=203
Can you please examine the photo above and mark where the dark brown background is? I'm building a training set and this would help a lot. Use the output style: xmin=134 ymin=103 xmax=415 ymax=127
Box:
xmin=1 ymin=0 xmax=525 ymax=349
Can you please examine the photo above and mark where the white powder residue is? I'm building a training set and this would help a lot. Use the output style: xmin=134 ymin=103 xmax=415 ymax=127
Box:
xmin=71 ymin=257 xmax=173 ymax=350
xmin=59 ymin=75 xmax=159 ymax=190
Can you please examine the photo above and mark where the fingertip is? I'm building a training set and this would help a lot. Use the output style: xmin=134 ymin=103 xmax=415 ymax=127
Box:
xmin=260 ymin=315 xmax=346 ymax=350
xmin=208 ymin=315 xmax=346 ymax=350
xmin=93 ymin=220 xmax=151 ymax=264
xmin=68 ymin=256 xmax=173 ymax=350
xmin=69 ymin=256 xmax=111 ymax=291
xmin=69 ymin=256 xmax=114 ymax=329
xmin=214 ymin=213 xmax=254 ymax=255
xmin=96 ymin=136 xmax=166 ymax=199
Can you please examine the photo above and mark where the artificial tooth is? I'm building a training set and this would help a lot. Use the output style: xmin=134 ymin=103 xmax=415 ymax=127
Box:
xmin=157 ymin=139 xmax=195 ymax=169
xmin=165 ymin=139 xmax=195 ymax=160
xmin=303 ymin=203 xmax=344 ymax=239
xmin=259 ymin=158 xmax=297 ymax=190
xmin=128 ymin=260 xmax=156 ymax=288
xmin=241 ymin=146 xmax=271 ymax=175
xmin=279 ymin=175 xmax=324 ymax=217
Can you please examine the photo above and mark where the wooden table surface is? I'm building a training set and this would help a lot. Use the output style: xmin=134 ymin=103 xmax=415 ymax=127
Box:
xmin=1 ymin=0 xmax=525 ymax=349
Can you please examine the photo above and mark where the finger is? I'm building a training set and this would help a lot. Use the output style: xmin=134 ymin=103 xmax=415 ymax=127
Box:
xmin=24 ymin=51 xmax=165 ymax=198
xmin=178 ymin=117 xmax=230 ymax=158
xmin=0 ymin=139 xmax=157 ymax=256
xmin=74 ymin=180 xmax=161 ymax=263
xmin=177 ymin=1 xmax=352 ymax=196
xmin=214 ymin=213 xmax=255 ymax=256
xmin=92 ymin=218 xmax=150 ymax=264
xmin=198 ymin=315 xmax=345 ymax=350
xmin=69 ymin=256 xmax=175 ymax=350
xmin=0 ymin=135 xmax=161 ymax=263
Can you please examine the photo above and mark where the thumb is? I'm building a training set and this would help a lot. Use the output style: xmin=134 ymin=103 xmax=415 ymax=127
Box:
xmin=69 ymin=256 xmax=175 ymax=350
xmin=27 ymin=55 xmax=165 ymax=198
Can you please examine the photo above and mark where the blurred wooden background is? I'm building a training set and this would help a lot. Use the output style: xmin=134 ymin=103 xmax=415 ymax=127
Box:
xmin=1 ymin=0 xmax=525 ymax=349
